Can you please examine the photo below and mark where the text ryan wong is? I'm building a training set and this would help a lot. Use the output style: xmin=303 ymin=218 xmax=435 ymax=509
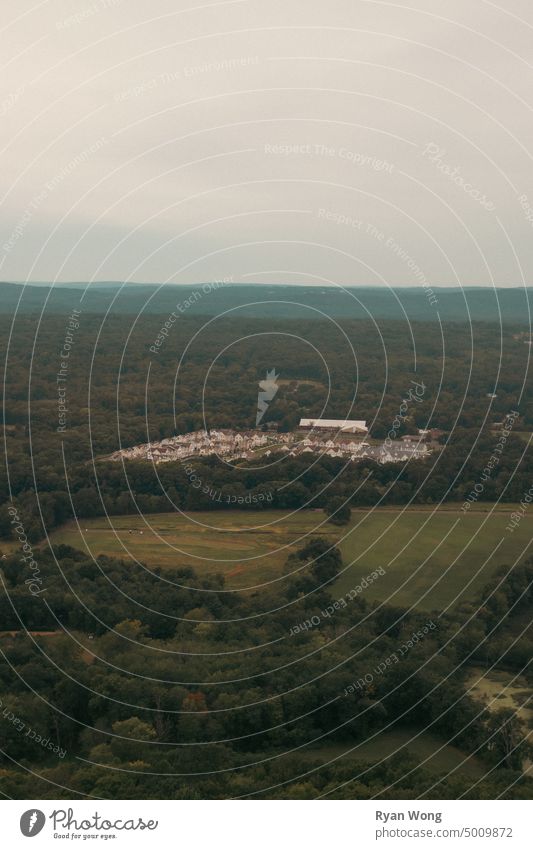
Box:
xmin=376 ymin=810 xmax=443 ymax=824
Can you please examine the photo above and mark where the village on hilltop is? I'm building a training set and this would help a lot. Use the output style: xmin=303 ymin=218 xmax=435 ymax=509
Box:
xmin=109 ymin=418 xmax=437 ymax=465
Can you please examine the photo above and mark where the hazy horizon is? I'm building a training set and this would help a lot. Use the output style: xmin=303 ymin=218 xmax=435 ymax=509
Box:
xmin=2 ymin=1 xmax=533 ymax=287
xmin=4 ymin=280 xmax=533 ymax=290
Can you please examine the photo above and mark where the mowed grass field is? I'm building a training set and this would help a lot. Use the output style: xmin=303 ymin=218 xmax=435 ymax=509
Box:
xmin=336 ymin=506 xmax=533 ymax=611
xmin=46 ymin=505 xmax=533 ymax=607
xmin=47 ymin=511 xmax=328 ymax=589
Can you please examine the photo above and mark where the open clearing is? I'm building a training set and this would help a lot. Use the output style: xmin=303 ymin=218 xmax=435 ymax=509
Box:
xmin=47 ymin=510 xmax=325 ymax=589
xmin=466 ymin=666 xmax=533 ymax=775
xmin=297 ymin=727 xmax=486 ymax=778
xmin=45 ymin=504 xmax=533 ymax=605
xmin=336 ymin=506 xmax=533 ymax=611
xmin=466 ymin=666 xmax=533 ymax=726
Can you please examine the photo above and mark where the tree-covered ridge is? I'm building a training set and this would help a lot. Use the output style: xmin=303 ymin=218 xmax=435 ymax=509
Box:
xmin=3 ymin=282 xmax=533 ymax=324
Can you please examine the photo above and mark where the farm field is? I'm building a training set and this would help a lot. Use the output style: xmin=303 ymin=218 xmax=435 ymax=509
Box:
xmin=336 ymin=506 xmax=533 ymax=611
xmin=46 ymin=510 xmax=329 ymax=589
xmin=44 ymin=505 xmax=533 ymax=605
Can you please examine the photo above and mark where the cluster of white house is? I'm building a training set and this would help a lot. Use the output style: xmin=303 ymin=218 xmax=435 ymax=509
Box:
xmin=110 ymin=417 xmax=431 ymax=465
xmin=110 ymin=429 xmax=275 ymax=464
xmin=296 ymin=435 xmax=429 ymax=463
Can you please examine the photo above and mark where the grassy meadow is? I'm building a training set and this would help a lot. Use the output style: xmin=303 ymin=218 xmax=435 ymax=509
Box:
xmin=336 ymin=506 xmax=533 ymax=612
xmin=297 ymin=727 xmax=486 ymax=779
xmin=44 ymin=505 xmax=533 ymax=607
xmin=47 ymin=510 xmax=325 ymax=589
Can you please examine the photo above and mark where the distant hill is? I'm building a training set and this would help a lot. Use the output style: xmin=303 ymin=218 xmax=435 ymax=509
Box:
xmin=1 ymin=282 xmax=532 ymax=323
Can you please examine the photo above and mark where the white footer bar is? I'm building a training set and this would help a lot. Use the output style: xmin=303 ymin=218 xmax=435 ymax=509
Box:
xmin=3 ymin=799 xmax=531 ymax=848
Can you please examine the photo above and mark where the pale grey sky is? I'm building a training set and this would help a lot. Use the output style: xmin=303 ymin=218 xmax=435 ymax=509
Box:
xmin=2 ymin=0 xmax=533 ymax=286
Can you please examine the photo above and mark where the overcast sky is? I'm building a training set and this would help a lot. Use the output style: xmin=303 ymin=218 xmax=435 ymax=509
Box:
xmin=2 ymin=0 xmax=533 ymax=286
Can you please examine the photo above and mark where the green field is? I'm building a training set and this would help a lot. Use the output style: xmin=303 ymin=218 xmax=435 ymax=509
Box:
xmin=45 ymin=505 xmax=533 ymax=607
xmin=297 ymin=727 xmax=486 ymax=778
xmin=47 ymin=510 xmax=328 ymax=589
xmin=336 ymin=506 xmax=533 ymax=612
